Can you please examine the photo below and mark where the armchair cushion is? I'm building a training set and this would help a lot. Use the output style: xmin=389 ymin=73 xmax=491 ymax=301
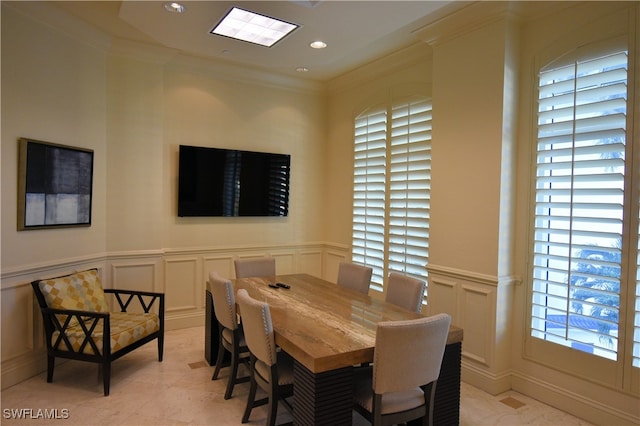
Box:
xmin=51 ymin=312 xmax=160 ymax=355
xmin=38 ymin=269 xmax=109 ymax=326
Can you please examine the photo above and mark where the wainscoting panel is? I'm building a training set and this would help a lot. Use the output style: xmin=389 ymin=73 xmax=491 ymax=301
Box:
xmin=1 ymin=284 xmax=36 ymax=360
xmin=203 ymin=255 xmax=235 ymax=281
xmin=427 ymin=275 xmax=458 ymax=319
xmin=164 ymin=257 xmax=200 ymax=312
xmin=271 ymin=251 xmax=296 ymax=274
xmin=108 ymin=261 xmax=160 ymax=292
xmin=106 ymin=260 xmax=162 ymax=314
xmin=427 ymin=264 xmax=518 ymax=395
xmin=298 ymin=249 xmax=323 ymax=278
xmin=323 ymin=250 xmax=349 ymax=282
xmin=460 ymin=283 xmax=493 ymax=366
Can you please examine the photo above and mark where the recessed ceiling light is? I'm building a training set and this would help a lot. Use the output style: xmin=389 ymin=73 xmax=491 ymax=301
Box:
xmin=164 ymin=2 xmax=186 ymax=13
xmin=310 ymin=40 xmax=327 ymax=49
xmin=210 ymin=7 xmax=299 ymax=48
xmin=296 ymin=67 xmax=309 ymax=72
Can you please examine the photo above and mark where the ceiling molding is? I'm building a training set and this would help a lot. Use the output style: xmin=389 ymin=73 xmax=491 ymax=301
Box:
xmin=163 ymin=51 xmax=325 ymax=96
xmin=326 ymin=42 xmax=432 ymax=95
xmin=108 ymin=38 xmax=179 ymax=65
xmin=3 ymin=1 xmax=111 ymax=52
xmin=412 ymin=1 xmax=511 ymax=47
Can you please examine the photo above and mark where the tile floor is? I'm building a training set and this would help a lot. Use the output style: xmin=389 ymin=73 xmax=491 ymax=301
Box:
xmin=1 ymin=326 xmax=593 ymax=425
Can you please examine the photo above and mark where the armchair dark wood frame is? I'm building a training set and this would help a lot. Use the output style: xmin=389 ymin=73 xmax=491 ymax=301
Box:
xmin=31 ymin=282 xmax=165 ymax=396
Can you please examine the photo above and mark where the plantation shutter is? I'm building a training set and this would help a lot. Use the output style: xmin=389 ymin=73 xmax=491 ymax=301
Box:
xmin=531 ymin=49 xmax=627 ymax=360
xmin=388 ymin=99 xmax=431 ymax=287
xmin=353 ymin=107 xmax=387 ymax=290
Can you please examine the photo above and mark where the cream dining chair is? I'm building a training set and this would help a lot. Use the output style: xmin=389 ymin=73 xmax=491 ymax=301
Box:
xmin=234 ymin=257 xmax=276 ymax=279
xmin=236 ymin=289 xmax=294 ymax=426
xmin=208 ymin=271 xmax=250 ymax=400
xmin=352 ymin=313 xmax=451 ymax=426
xmin=385 ymin=272 xmax=426 ymax=313
xmin=336 ymin=261 xmax=373 ymax=295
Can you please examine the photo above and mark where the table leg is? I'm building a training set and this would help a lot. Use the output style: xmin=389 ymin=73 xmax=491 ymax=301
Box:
xmin=292 ymin=361 xmax=353 ymax=426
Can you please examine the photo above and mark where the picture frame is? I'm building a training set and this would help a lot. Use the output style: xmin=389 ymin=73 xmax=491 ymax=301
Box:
xmin=17 ymin=138 xmax=94 ymax=230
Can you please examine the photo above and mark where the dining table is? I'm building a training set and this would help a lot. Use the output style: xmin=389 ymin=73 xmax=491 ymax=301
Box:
xmin=218 ymin=273 xmax=464 ymax=426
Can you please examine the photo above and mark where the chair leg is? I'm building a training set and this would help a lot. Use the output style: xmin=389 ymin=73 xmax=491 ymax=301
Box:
xmin=46 ymin=355 xmax=55 ymax=383
xmin=212 ymin=331 xmax=226 ymax=381
xmin=424 ymin=381 xmax=437 ymax=426
xmin=224 ymin=345 xmax=239 ymax=399
xmin=158 ymin=334 xmax=164 ymax=362
xmin=242 ymin=357 xmax=258 ymax=424
xmin=103 ymin=361 xmax=111 ymax=396
xmin=266 ymin=378 xmax=278 ymax=426
xmin=242 ymin=376 xmax=257 ymax=423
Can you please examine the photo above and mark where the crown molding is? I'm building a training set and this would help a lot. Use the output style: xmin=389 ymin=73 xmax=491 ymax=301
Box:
xmin=412 ymin=1 xmax=512 ymax=47
xmin=326 ymin=42 xmax=432 ymax=95
xmin=2 ymin=1 xmax=111 ymax=52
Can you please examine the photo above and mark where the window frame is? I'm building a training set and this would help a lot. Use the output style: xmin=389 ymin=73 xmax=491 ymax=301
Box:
xmin=524 ymin=34 xmax=639 ymax=394
xmin=351 ymin=95 xmax=432 ymax=298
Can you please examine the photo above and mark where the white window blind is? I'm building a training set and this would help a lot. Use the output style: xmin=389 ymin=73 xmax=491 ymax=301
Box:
xmin=353 ymin=107 xmax=387 ymax=290
xmin=352 ymin=98 xmax=431 ymax=294
xmin=531 ymin=50 xmax=627 ymax=360
xmin=388 ymin=100 xmax=431 ymax=281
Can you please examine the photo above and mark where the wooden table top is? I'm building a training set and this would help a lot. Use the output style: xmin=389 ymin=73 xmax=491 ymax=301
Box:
xmin=234 ymin=273 xmax=463 ymax=373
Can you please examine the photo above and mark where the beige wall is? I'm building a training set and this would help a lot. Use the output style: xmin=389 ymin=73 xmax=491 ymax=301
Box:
xmin=1 ymin=1 xmax=638 ymax=424
xmin=1 ymin=3 xmax=109 ymax=270
xmin=325 ymin=43 xmax=433 ymax=246
xmin=0 ymin=1 xmax=335 ymax=389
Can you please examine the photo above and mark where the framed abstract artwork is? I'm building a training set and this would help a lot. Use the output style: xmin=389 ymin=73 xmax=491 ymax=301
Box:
xmin=17 ymin=138 xmax=94 ymax=230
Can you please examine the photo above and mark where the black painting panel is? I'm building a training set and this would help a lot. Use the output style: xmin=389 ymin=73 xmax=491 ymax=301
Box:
xmin=18 ymin=138 xmax=94 ymax=230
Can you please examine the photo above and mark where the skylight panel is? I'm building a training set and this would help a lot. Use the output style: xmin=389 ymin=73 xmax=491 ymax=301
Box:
xmin=210 ymin=7 xmax=299 ymax=47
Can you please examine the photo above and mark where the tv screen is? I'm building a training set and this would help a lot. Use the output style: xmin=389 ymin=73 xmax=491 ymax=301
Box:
xmin=178 ymin=145 xmax=290 ymax=217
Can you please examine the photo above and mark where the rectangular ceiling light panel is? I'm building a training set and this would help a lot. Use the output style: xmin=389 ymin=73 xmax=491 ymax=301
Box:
xmin=211 ymin=7 xmax=299 ymax=47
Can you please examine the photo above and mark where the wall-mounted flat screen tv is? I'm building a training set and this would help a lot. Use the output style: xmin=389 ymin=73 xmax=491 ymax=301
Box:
xmin=178 ymin=145 xmax=290 ymax=217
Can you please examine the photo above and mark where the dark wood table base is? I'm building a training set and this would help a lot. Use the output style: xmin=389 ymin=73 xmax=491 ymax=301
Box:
xmin=408 ymin=341 xmax=462 ymax=426
xmin=292 ymin=341 xmax=461 ymax=426
xmin=293 ymin=362 xmax=353 ymax=426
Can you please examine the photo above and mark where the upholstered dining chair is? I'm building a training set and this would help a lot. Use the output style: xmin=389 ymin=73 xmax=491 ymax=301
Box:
xmin=236 ymin=289 xmax=294 ymax=426
xmin=336 ymin=261 xmax=373 ymax=295
xmin=208 ymin=271 xmax=250 ymax=400
xmin=234 ymin=257 xmax=276 ymax=279
xmin=353 ymin=313 xmax=451 ymax=426
xmin=385 ymin=272 xmax=426 ymax=313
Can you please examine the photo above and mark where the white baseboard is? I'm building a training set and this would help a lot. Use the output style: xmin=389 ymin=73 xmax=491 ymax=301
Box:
xmin=1 ymin=351 xmax=47 ymax=391
xmin=461 ymin=360 xmax=512 ymax=395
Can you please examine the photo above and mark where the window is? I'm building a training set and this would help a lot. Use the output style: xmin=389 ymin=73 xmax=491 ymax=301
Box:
xmin=352 ymin=97 xmax=431 ymax=293
xmin=530 ymin=46 xmax=631 ymax=362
